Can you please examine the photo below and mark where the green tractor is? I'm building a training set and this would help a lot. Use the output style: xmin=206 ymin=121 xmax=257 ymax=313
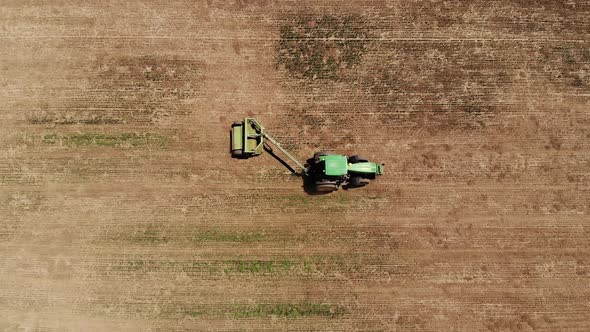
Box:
xmin=231 ymin=118 xmax=383 ymax=193
xmin=309 ymin=152 xmax=384 ymax=192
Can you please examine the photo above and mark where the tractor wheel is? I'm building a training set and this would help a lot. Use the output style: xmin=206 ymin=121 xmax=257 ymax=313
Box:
xmin=315 ymin=181 xmax=338 ymax=193
xmin=349 ymin=155 xmax=368 ymax=163
xmin=350 ymin=177 xmax=370 ymax=187
xmin=232 ymin=121 xmax=242 ymax=127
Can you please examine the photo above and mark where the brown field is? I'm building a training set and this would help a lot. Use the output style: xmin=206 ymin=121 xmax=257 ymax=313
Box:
xmin=1 ymin=1 xmax=589 ymax=331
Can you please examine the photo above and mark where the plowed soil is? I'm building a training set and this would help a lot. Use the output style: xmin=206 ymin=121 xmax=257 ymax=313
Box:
xmin=1 ymin=1 xmax=589 ymax=331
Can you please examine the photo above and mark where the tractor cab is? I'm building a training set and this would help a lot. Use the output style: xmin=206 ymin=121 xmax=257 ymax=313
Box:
xmin=319 ymin=155 xmax=348 ymax=176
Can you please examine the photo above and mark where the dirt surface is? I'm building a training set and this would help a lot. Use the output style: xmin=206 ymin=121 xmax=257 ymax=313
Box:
xmin=1 ymin=1 xmax=589 ymax=331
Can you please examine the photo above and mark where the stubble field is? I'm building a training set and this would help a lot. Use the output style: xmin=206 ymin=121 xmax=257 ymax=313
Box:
xmin=1 ymin=1 xmax=589 ymax=331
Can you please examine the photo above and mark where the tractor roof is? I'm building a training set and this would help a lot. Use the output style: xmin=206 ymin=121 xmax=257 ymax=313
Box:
xmin=322 ymin=155 xmax=348 ymax=176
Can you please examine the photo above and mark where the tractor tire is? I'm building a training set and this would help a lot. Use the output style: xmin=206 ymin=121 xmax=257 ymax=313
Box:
xmin=350 ymin=177 xmax=370 ymax=187
xmin=315 ymin=181 xmax=338 ymax=193
xmin=349 ymin=155 xmax=368 ymax=163
xmin=232 ymin=121 xmax=242 ymax=127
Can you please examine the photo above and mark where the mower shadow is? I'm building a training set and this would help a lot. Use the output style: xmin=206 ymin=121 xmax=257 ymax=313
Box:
xmin=263 ymin=144 xmax=299 ymax=175
xmin=263 ymin=148 xmax=332 ymax=195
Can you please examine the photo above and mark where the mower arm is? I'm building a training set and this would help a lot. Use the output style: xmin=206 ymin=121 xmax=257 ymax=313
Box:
xmin=263 ymin=133 xmax=308 ymax=175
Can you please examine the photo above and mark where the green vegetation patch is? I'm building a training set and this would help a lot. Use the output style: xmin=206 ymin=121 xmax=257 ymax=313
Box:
xmin=27 ymin=111 xmax=123 ymax=125
xmin=42 ymin=132 xmax=169 ymax=147
xmin=179 ymin=303 xmax=346 ymax=319
xmin=192 ymin=231 xmax=266 ymax=243
xmin=539 ymin=44 xmax=590 ymax=88
xmin=223 ymin=260 xmax=293 ymax=273
xmin=106 ymin=259 xmax=290 ymax=275
xmin=107 ymin=260 xmax=218 ymax=274
xmin=106 ymin=228 xmax=266 ymax=245
xmin=108 ymin=257 xmax=355 ymax=275
xmin=277 ymin=14 xmax=370 ymax=80
xmin=232 ymin=303 xmax=346 ymax=318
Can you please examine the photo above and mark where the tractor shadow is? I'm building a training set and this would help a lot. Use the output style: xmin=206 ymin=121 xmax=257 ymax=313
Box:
xmin=302 ymin=174 xmax=333 ymax=195
xmin=300 ymin=157 xmax=334 ymax=195
xmin=340 ymin=183 xmax=355 ymax=191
